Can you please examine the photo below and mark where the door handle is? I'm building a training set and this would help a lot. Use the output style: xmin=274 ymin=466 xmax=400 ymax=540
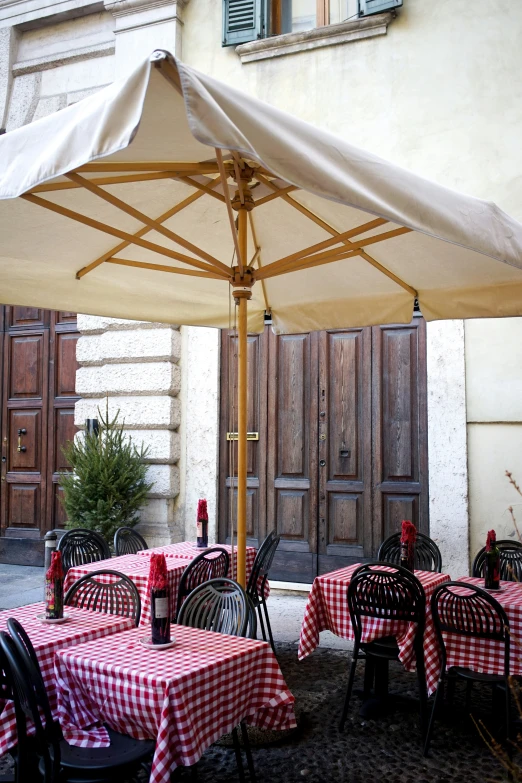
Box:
xmin=17 ymin=429 xmax=27 ymax=453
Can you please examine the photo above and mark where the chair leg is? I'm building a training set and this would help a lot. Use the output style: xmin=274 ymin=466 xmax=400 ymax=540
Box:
xmin=416 ymin=651 xmax=428 ymax=741
xmin=232 ymin=727 xmax=246 ymax=783
xmin=340 ymin=645 xmax=360 ymax=731
xmin=363 ymin=656 xmax=375 ymax=699
xmin=505 ymin=678 xmax=511 ymax=742
xmin=465 ymin=680 xmax=473 ymax=713
xmin=261 ymin=598 xmax=276 ymax=655
xmin=240 ymin=720 xmax=257 ymax=783
xmin=423 ymin=676 xmax=445 ymax=757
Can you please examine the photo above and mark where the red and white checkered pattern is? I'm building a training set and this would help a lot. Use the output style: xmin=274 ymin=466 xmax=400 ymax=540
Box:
xmin=298 ymin=563 xmax=451 ymax=694
xmin=64 ymin=546 xmax=267 ymax=626
xmin=0 ymin=602 xmax=134 ymax=755
xmin=432 ymin=577 xmax=522 ymax=682
xmin=55 ymin=625 xmax=296 ymax=783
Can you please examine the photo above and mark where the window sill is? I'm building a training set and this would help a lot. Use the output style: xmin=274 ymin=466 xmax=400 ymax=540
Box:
xmin=235 ymin=12 xmax=394 ymax=63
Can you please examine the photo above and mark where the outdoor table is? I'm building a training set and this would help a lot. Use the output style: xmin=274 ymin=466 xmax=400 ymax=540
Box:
xmin=433 ymin=577 xmax=522 ymax=678
xmin=0 ymin=602 xmax=134 ymax=755
xmin=298 ymin=563 xmax=451 ymax=694
xmin=64 ymin=545 xmax=267 ymax=626
xmin=54 ymin=625 xmax=296 ymax=783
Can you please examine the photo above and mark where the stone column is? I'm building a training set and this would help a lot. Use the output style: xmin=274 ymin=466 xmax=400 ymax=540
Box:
xmin=74 ymin=315 xmax=181 ymax=546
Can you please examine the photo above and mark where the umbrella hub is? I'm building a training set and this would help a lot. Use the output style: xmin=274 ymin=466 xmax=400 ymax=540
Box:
xmin=231 ymin=266 xmax=254 ymax=301
xmin=231 ymin=187 xmax=255 ymax=212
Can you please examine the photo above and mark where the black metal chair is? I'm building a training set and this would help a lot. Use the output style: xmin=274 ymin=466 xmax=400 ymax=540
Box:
xmin=378 ymin=532 xmax=443 ymax=573
xmin=177 ymin=577 xmax=256 ymax=783
xmin=113 ymin=526 xmax=148 ymax=557
xmin=57 ymin=528 xmax=111 ymax=574
xmin=175 ymin=546 xmax=230 ymax=620
xmin=472 ymin=540 xmax=522 ymax=581
xmin=339 ymin=562 xmax=427 ymax=738
xmin=246 ymin=531 xmax=280 ymax=654
xmin=0 ymin=629 xmax=155 ymax=783
xmin=424 ymin=581 xmax=511 ymax=756
xmin=64 ymin=569 xmax=141 ymax=626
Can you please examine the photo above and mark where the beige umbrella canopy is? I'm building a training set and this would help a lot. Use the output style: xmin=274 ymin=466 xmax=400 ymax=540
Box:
xmin=2 ymin=49 xmax=522 ymax=584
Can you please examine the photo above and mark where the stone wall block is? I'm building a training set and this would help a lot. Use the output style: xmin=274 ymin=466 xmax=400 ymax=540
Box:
xmin=146 ymin=464 xmax=180 ymax=498
xmin=123 ymin=429 xmax=180 ymax=463
xmin=5 ymin=71 xmax=41 ymax=131
xmin=76 ymin=362 xmax=181 ymax=397
xmin=75 ymin=395 xmax=181 ymax=429
xmin=76 ymin=328 xmax=181 ymax=365
xmin=77 ymin=314 xmax=176 ymax=334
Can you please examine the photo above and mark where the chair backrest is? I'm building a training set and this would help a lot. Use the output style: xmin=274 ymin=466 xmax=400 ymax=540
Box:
xmin=0 ymin=631 xmax=60 ymax=783
xmin=348 ymin=562 xmax=426 ymax=646
xmin=64 ymin=569 xmax=141 ymax=626
xmin=114 ymin=526 xmax=148 ymax=556
xmin=57 ymin=528 xmax=111 ymax=573
xmin=431 ymin=581 xmax=510 ymax=677
xmin=377 ymin=532 xmax=442 ymax=573
xmin=175 ymin=547 xmax=230 ymax=619
xmin=177 ymin=578 xmax=249 ymax=637
xmin=246 ymin=532 xmax=280 ymax=601
xmin=472 ymin=540 xmax=522 ymax=581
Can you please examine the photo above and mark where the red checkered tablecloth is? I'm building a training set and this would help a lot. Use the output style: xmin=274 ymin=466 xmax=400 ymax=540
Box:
xmin=298 ymin=563 xmax=451 ymax=694
xmin=0 ymin=602 xmax=133 ymax=755
xmin=432 ymin=577 xmax=522 ymax=680
xmin=64 ymin=546 xmax=267 ymax=626
xmin=55 ymin=625 xmax=296 ymax=783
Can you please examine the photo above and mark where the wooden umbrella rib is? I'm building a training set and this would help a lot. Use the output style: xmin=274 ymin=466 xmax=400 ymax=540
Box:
xmin=179 ymin=176 xmax=226 ymax=202
xmin=76 ymin=187 xmax=210 ymax=279
xmin=22 ymin=193 xmax=230 ymax=278
xmin=254 ymin=185 xmax=299 ymax=206
xmin=262 ymin=218 xmax=389 ymax=276
xmin=248 ymin=211 xmax=270 ymax=315
xmin=215 ymin=148 xmax=244 ymax=276
xmin=106 ymin=258 xmax=226 ymax=280
xmin=257 ymin=249 xmax=361 ymax=280
xmin=66 ymin=172 xmax=230 ymax=276
xmin=74 ymin=162 xmax=222 ymax=174
xmin=30 ymin=171 xmax=184 ymax=194
xmin=358 ymin=250 xmax=417 ymax=296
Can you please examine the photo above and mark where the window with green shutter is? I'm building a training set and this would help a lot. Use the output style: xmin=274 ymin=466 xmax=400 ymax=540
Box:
xmin=222 ymin=0 xmax=265 ymax=46
xmin=359 ymin=0 xmax=402 ymax=15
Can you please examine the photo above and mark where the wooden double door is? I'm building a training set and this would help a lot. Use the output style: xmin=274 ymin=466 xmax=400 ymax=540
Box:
xmin=0 ymin=306 xmax=79 ymax=541
xmin=218 ymin=318 xmax=428 ymax=583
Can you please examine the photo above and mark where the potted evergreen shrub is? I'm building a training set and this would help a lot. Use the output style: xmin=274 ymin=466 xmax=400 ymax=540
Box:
xmin=60 ymin=404 xmax=153 ymax=542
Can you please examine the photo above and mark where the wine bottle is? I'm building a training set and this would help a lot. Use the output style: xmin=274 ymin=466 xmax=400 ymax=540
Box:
xmin=196 ymin=498 xmax=208 ymax=549
xmin=45 ymin=551 xmax=64 ymax=620
xmin=400 ymin=520 xmax=417 ymax=572
xmin=484 ymin=530 xmax=500 ymax=590
xmin=149 ymin=553 xmax=170 ymax=645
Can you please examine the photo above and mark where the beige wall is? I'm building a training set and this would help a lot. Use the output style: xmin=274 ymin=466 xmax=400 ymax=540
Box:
xmin=466 ymin=319 xmax=522 ymax=559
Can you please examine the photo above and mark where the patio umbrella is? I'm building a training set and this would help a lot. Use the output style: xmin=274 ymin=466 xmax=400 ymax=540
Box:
xmin=2 ymin=49 xmax=522 ymax=586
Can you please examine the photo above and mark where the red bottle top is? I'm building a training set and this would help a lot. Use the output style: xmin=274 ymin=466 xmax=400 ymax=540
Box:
xmin=149 ymin=553 xmax=168 ymax=590
xmin=486 ymin=529 xmax=497 ymax=551
xmin=46 ymin=551 xmax=64 ymax=581
xmin=401 ymin=520 xmax=417 ymax=545
xmin=197 ymin=499 xmax=208 ymax=521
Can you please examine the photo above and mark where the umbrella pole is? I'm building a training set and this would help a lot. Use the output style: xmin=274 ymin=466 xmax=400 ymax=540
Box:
xmin=237 ymin=293 xmax=248 ymax=588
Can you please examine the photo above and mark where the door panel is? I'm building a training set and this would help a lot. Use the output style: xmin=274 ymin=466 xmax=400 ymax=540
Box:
xmin=8 ymin=410 xmax=41 ymax=472
xmin=8 ymin=335 xmax=45 ymax=399
xmin=318 ymin=329 xmax=373 ymax=573
xmin=372 ymin=318 xmax=428 ymax=541
xmin=267 ymin=330 xmax=318 ymax=582
xmin=218 ymin=330 xmax=268 ymax=547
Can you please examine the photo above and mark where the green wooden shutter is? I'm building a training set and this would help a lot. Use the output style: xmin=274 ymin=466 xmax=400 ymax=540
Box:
xmin=359 ymin=0 xmax=402 ymax=15
xmin=222 ymin=0 xmax=264 ymax=47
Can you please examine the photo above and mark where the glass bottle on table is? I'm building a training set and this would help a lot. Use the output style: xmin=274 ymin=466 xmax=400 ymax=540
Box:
xmin=45 ymin=551 xmax=64 ymax=620
xmin=149 ymin=553 xmax=171 ymax=645
xmin=484 ymin=529 xmax=500 ymax=590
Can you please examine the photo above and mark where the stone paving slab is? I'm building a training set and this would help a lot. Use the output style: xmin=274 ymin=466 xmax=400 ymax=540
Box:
xmin=0 ymin=564 xmax=44 ymax=609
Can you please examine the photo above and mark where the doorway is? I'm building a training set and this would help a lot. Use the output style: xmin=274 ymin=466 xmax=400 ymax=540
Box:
xmin=0 ymin=306 xmax=79 ymax=561
xmin=218 ymin=317 xmax=428 ymax=582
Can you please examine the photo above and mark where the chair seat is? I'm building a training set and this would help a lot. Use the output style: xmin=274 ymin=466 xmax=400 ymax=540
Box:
xmin=449 ymin=666 xmax=506 ymax=684
xmin=362 ymin=636 xmax=400 ymax=660
xmin=40 ymin=728 xmax=155 ymax=781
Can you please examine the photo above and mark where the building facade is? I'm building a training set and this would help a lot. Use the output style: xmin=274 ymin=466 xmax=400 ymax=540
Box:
xmin=0 ymin=0 xmax=521 ymax=578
